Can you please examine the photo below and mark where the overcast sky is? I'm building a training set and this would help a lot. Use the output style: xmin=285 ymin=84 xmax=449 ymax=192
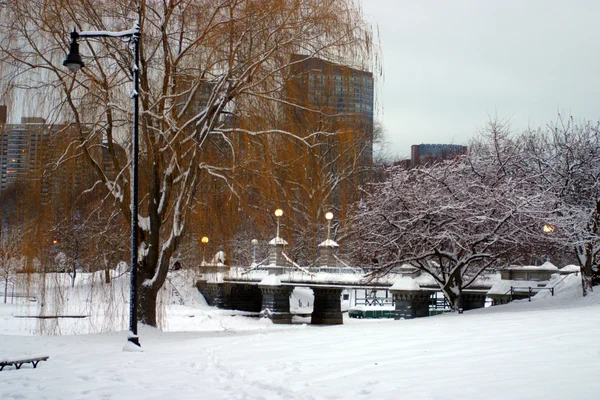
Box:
xmin=361 ymin=0 xmax=600 ymax=159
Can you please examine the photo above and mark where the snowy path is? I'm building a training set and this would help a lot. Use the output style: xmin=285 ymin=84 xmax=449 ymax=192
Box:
xmin=1 ymin=290 xmax=599 ymax=400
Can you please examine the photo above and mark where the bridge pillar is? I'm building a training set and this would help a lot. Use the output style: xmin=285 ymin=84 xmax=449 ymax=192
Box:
xmin=259 ymin=280 xmax=293 ymax=324
xmin=317 ymin=239 xmax=339 ymax=268
xmin=268 ymin=237 xmax=288 ymax=275
xmin=462 ymin=293 xmax=487 ymax=310
xmin=196 ymin=279 xmax=222 ymax=306
xmin=391 ymin=290 xmax=431 ymax=319
xmin=390 ymin=278 xmax=432 ymax=319
xmin=207 ymin=282 xmax=231 ymax=309
xmin=230 ymin=283 xmax=263 ymax=312
xmin=311 ymin=287 xmax=343 ymax=325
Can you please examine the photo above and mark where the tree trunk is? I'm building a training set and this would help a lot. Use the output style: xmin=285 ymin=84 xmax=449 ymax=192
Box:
xmin=138 ymin=284 xmax=158 ymax=327
xmin=580 ymin=245 xmax=595 ymax=297
xmin=71 ymin=262 xmax=76 ymax=288
xmin=441 ymin=269 xmax=464 ymax=311
xmin=103 ymin=255 xmax=111 ymax=284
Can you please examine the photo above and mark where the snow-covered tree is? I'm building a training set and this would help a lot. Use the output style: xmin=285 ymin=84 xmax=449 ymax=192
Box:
xmin=0 ymin=222 xmax=24 ymax=303
xmin=348 ymin=121 xmax=544 ymax=309
xmin=0 ymin=0 xmax=375 ymax=326
xmin=522 ymin=117 xmax=600 ymax=294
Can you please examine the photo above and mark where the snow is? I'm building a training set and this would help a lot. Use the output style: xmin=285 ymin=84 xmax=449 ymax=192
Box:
xmin=268 ymin=237 xmax=288 ymax=246
xmin=390 ymin=276 xmax=421 ymax=291
xmin=122 ymin=340 xmax=143 ymax=353
xmin=79 ymin=24 xmax=140 ymax=39
xmin=560 ymin=264 xmax=581 ymax=273
xmin=1 ymin=269 xmax=599 ymax=399
xmin=504 ymin=262 xmax=559 ymax=271
xmin=487 ymin=280 xmax=546 ymax=295
xmin=228 ymin=266 xmax=499 ymax=289
xmin=259 ymin=274 xmax=282 ymax=286
xmin=317 ymin=239 xmax=339 ymax=247
xmin=534 ymin=273 xmax=582 ymax=300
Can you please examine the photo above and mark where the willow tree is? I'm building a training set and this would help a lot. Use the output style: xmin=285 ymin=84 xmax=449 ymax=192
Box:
xmin=0 ymin=0 xmax=374 ymax=326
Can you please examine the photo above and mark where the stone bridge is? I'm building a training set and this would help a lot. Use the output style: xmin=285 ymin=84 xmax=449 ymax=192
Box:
xmin=195 ymin=235 xmax=497 ymax=325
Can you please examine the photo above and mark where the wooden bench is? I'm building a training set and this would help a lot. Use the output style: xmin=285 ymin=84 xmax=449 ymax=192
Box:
xmin=0 ymin=356 xmax=49 ymax=371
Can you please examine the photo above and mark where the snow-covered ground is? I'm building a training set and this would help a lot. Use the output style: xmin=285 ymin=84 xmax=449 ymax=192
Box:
xmin=1 ymin=272 xmax=598 ymax=399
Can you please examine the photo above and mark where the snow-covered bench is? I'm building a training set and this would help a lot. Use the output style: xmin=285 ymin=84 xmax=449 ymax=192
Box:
xmin=0 ymin=356 xmax=49 ymax=371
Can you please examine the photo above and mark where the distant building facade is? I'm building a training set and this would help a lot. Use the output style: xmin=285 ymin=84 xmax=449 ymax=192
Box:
xmin=0 ymin=107 xmax=125 ymax=205
xmin=0 ymin=114 xmax=53 ymax=193
xmin=285 ymin=54 xmax=375 ymax=167
xmin=410 ymin=144 xmax=467 ymax=166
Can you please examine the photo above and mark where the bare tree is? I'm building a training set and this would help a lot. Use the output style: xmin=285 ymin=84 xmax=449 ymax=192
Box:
xmin=0 ymin=220 xmax=24 ymax=303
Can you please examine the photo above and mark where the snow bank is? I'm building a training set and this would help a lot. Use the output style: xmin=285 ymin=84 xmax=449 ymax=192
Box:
xmin=1 ymin=287 xmax=600 ymax=399
xmin=534 ymin=273 xmax=582 ymax=301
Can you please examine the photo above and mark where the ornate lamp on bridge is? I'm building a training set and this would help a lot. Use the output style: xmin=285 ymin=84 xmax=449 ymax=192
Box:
xmin=325 ymin=211 xmax=334 ymax=240
xmin=268 ymin=208 xmax=288 ymax=273
xmin=63 ymin=22 xmax=141 ymax=348
xmin=251 ymin=239 xmax=259 ymax=265
xmin=201 ymin=236 xmax=209 ymax=266
xmin=318 ymin=211 xmax=339 ymax=268
xmin=274 ymin=208 xmax=283 ymax=238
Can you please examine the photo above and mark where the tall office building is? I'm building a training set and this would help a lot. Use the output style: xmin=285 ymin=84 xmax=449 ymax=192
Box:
xmin=285 ymin=54 xmax=375 ymax=167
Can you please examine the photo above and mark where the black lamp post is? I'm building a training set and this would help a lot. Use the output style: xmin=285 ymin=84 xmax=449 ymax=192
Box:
xmin=63 ymin=23 xmax=141 ymax=347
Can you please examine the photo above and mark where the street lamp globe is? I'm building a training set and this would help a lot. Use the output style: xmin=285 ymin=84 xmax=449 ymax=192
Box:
xmin=274 ymin=209 xmax=283 ymax=238
xmin=543 ymin=224 xmax=555 ymax=233
xmin=325 ymin=212 xmax=334 ymax=240
xmin=251 ymin=239 xmax=259 ymax=264
xmin=201 ymin=236 xmax=209 ymax=244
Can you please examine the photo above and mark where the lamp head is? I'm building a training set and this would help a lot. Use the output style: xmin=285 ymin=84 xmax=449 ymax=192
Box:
xmin=325 ymin=212 xmax=333 ymax=220
xmin=251 ymin=239 xmax=258 ymax=245
xmin=201 ymin=236 xmax=209 ymax=244
xmin=63 ymin=29 xmax=84 ymax=73
xmin=274 ymin=209 xmax=283 ymax=217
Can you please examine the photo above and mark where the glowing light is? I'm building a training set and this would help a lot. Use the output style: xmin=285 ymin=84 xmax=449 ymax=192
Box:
xmin=325 ymin=212 xmax=334 ymax=220
xmin=543 ymin=224 xmax=555 ymax=233
xmin=274 ymin=209 xmax=283 ymax=217
xmin=201 ymin=236 xmax=209 ymax=244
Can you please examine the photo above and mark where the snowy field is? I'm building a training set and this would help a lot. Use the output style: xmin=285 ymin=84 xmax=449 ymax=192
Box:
xmin=1 ymin=272 xmax=599 ymax=400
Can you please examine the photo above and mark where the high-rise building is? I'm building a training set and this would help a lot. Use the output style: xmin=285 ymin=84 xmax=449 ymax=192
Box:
xmin=0 ymin=116 xmax=52 ymax=193
xmin=285 ymin=54 xmax=375 ymax=167
xmin=0 ymin=110 xmax=120 ymax=204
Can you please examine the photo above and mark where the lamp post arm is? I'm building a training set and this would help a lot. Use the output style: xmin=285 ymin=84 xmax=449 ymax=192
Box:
xmin=77 ymin=23 xmax=140 ymax=39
